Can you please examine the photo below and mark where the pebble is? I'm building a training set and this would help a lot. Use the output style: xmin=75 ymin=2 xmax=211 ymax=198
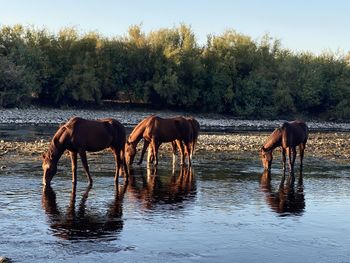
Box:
xmin=0 ymin=257 xmax=12 ymax=263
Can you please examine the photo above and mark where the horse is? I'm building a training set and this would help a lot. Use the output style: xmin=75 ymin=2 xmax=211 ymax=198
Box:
xmin=141 ymin=116 xmax=200 ymax=166
xmin=42 ymin=117 xmax=128 ymax=186
xmin=260 ymin=120 xmax=308 ymax=185
xmin=125 ymin=116 xmax=195 ymax=167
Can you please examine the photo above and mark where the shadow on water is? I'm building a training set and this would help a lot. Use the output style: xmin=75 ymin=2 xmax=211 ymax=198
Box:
xmin=260 ymin=170 xmax=305 ymax=217
xmin=41 ymin=184 xmax=126 ymax=241
xmin=126 ymin=166 xmax=196 ymax=211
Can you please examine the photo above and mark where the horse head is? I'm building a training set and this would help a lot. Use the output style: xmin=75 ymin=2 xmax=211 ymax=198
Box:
xmin=125 ymin=141 xmax=137 ymax=165
xmin=42 ymin=152 xmax=58 ymax=186
xmin=260 ymin=146 xmax=273 ymax=171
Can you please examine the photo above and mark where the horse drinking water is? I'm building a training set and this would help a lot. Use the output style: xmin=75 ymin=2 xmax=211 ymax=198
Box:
xmin=125 ymin=116 xmax=196 ymax=167
xmin=140 ymin=116 xmax=200 ymax=166
xmin=42 ymin=117 xmax=128 ymax=186
xmin=260 ymin=120 xmax=308 ymax=184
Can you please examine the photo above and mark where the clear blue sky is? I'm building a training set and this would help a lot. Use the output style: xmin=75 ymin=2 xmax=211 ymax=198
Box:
xmin=1 ymin=0 xmax=349 ymax=54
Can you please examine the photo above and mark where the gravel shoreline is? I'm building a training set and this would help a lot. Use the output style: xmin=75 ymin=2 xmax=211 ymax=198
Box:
xmin=0 ymin=108 xmax=349 ymax=164
xmin=1 ymin=132 xmax=349 ymax=164
xmin=1 ymin=108 xmax=350 ymax=132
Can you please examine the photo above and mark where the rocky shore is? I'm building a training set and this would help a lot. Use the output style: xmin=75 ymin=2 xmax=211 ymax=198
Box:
xmin=0 ymin=108 xmax=349 ymax=164
xmin=1 ymin=132 xmax=349 ymax=164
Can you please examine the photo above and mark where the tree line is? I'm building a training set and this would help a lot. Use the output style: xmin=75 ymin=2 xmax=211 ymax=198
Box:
xmin=0 ymin=24 xmax=349 ymax=120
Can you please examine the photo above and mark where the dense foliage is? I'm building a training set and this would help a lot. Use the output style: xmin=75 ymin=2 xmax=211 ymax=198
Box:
xmin=0 ymin=24 xmax=349 ymax=120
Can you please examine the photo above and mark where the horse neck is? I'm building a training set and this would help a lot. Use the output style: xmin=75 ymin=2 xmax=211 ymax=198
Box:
xmin=47 ymin=141 xmax=65 ymax=164
xmin=47 ymin=126 xmax=67 ymax=163
xmin=129 ymin=120 xmax=148 ymax=145
xmin=264 ymin=129 xmax=282 ymax=151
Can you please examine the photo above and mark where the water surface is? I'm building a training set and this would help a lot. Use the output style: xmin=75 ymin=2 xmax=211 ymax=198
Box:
xmin=1 ymin=127 xmax=350 ymax=262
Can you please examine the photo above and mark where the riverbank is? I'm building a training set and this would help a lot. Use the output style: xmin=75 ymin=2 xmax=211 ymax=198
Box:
xmin=1 ymin=131 xmax=349 ymax=164
xmin=0 ymin=108 xmax=349 ymax=164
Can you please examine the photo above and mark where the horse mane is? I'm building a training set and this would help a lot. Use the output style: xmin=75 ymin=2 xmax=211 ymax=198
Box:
xmin=128 ymin=115 xmax=156 ymax=143
xmin=44 ymin=125 xmax=67 ymax=161
xmin=280 ymin=122 xmax=290 ymax=149
xmin=263 ymin=128 xmax=282 ymax=151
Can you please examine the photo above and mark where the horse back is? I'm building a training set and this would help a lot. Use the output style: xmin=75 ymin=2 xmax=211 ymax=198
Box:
xmin=281 ymin=121 xmax=308 ymax=148
xmin=146 ymin=116 xmax=191 ymax=142
xmin=65 ymin=117 xmax=125 ymax=152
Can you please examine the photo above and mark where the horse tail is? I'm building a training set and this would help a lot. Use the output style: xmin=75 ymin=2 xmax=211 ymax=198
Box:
xmin=110 ymin=120 xmax=129 ymax=178
xmin=302 ymin=122 xmax=309 ymax=144
xmin=188 ymin=118 xmax=199 ymax=155
xmin=192 ymin=119 xmax=200 ymax=153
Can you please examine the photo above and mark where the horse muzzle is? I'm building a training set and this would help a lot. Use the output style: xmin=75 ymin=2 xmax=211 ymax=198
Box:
xmin=42 ymin=171 xmax=53 ymax=186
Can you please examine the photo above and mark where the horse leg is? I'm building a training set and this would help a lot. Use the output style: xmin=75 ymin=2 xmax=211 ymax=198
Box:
xmin=288 ymin=147 xmax=297 ymax=186
xmin=299 ymin=143 xmax=305 ymax=184
xmin=138 ymin=140 xmax=150 ymax=165
xmin=281 ymin=148 xmax=286 ymax=185
xmin=171 ymin=141 xmax=178 ymax=174
xmin=147 ymin=145 xmax=153 ymax=166
xmin=184 ymin=142 xmax=191 ymax=167
xmin=190 ymin=138 xmax=196 ymax=161
xmin=70 ymin=151 xmax=78 ymax=186
xmin=171 ymin=141 xmax=178 ymax=167
xmin=151 ymin=139 xmax=159 ymax=166
xmin=176 ymin=140 xmax=185 ymax=165
xmin=285 ymin=147 xmax=293 ymax=185
xmin=79 ymin=151 xmax=93 ymax=186
xmin=121 ymin=146 xmax=129 ymax=181
xmin=111 ymin=148 xmax=121 ymax=185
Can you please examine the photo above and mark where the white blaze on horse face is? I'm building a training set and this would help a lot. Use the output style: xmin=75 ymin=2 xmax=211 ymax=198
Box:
xmin=42 ymin=161 xmax=57 ymax=185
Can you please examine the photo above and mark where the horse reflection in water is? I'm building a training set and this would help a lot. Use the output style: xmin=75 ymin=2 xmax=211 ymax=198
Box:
xmin=126 ymin=166 xmax=196 ymax=211
xmin=41 ymin=184 xmax=127 ymax=240
xmin=260 ymin=170 xmax=305 ymax=216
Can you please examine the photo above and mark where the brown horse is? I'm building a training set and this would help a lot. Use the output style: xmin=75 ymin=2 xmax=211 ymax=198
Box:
xmin=142 ymin=116 xmax=200 ymax=166
xmin=42 ymin=117 xmax=128 ymax=186
xmin=260 ymin=120 xmax=308 ymax=184
xmin=125 ymin=116 xmax=194 ymax=166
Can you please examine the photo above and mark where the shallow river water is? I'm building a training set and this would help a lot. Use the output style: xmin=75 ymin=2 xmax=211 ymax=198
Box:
xmin=0 ymin=113 xmax=350 ymax=263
